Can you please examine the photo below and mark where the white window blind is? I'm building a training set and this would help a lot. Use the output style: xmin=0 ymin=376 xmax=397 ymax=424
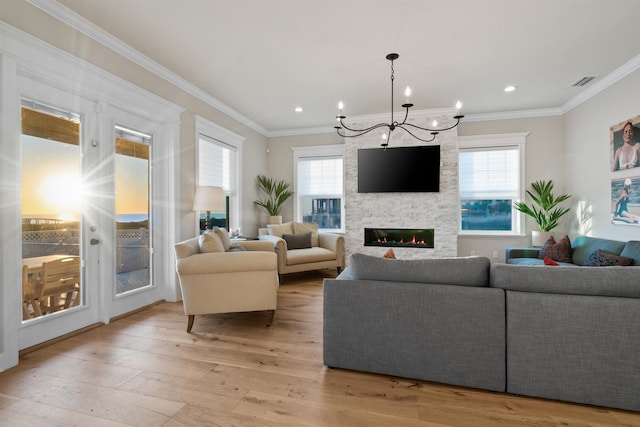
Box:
xmin=198 ymin=135 xmax=235 ymax=192
xmin=459 ymin=147 xmax=519 ymax=199
xmin=298 ymin=156 xmax=343 ymax=196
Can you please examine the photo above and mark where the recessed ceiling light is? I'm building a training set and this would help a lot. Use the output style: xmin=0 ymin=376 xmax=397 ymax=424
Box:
xmin=295 ymin=107 xmax=303 ymax=113
xmin=504 ymin=85 xmax=518 ymax=93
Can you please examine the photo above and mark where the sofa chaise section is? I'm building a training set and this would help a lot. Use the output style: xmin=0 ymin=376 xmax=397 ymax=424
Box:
xmin=323 ymin=254 xmax=506 ymax=392
xmin=492 ymin=263 xmax=640 ymax=412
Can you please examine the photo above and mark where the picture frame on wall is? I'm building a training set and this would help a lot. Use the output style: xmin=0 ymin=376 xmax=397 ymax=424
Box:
xmin=610 ymin=115 xmax=640 ymax=171
xmin=611 ymin=176 xmax=640 ymax=226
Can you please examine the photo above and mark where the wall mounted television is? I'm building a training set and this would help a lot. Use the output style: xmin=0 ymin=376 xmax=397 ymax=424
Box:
xmin=357 ymin=145 xmax=440 ymax=193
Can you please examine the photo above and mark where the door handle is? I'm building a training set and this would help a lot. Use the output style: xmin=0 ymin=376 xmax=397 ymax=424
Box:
xmin=90 ymin=238 xmax=100 ymax=245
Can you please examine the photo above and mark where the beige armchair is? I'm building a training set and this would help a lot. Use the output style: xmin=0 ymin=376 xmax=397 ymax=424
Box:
xmin=174 ymin=234 xmax=279 ymax=332
xmin=258 ymin=222 xmax=344 ymax=280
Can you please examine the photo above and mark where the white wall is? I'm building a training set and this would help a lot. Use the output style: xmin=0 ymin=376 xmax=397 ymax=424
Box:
xmin=564 ymin=68 xmax=640 ymax=242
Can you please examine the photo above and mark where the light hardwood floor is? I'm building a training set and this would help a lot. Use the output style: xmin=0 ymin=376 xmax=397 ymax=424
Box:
xmin=1 ymin=270 xmax=639 ymax=426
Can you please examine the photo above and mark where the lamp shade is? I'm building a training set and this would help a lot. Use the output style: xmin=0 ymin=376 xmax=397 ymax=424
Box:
xmin=192 ymin=186 xmax=225 ymax=212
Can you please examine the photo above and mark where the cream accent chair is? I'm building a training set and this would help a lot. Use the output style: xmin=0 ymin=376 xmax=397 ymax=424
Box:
xmin=258 ymin=222 xmax=344 ymax=280
xmin=174 ymin=235 xmax=279 ymax=332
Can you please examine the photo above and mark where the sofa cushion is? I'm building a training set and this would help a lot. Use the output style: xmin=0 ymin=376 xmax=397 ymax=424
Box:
xmin=283 ymin=232 xmax=312 ymax=250
xmin=620 ymin=241 xmax=640 ymax=266
xmin=538 ymin=235 xmax=573 ymax=263
xmin=491 ymin=263 xmax=640 ymax=298
xmin=348 ymin=253 xmax=491 ymax=287
xmin=199 ymin=231 xmax=225 ymax=253
xmin=571 ymin=235 xmax=626 ymax=266
xmin=582 ymin=249 xmax=634 ymax=267
xmin=267 ymin=222 xmax=294 ymax=238
xmin=286 ymin=247 xmax=336 ymax=265
xmin=214 ymin=227 xmax=232 ymax=251
xmin=293 ymin=222 xmax=319 ymax=246
xmin=507 ymin=258 xmax=574 ymax=266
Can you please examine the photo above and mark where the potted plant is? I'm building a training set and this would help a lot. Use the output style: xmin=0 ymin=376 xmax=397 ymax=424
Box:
xmin=254 ymin=174 xmax=294 ymax=224
xmin=513 ymin=180 xmax=572 ymax=246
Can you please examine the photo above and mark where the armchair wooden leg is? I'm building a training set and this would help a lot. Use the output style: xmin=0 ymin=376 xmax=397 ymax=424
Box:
xmin=337 ymin=266 xmax=342 ymax=274
xmin=266 ymin=310 xmax=275 ymax=327
xmin=186 ymin=314 xmax=195 ymax=332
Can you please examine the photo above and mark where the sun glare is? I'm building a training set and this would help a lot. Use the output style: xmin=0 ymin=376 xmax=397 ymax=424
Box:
xmin=40 ymin=173 xmax=81 ymax=216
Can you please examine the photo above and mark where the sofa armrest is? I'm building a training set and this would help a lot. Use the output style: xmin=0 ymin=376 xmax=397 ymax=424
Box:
xmin=319 ymin=233 xmax=344 ymax=267
xmin=175 ymin=236 xmax=200 ymax=259
xmin=237 ymin=240 xmax=275 ymax=252
xmin=505 ymin=247 xmax=540 ymax=261
xmin=258 ymin=234 xmax=287 ymax=271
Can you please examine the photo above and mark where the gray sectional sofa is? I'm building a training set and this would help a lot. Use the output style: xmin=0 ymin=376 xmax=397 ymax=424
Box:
xmin=323 ymin=251 xmax=640 ymax=412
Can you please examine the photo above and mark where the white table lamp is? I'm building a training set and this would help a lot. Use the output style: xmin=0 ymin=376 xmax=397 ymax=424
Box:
xmin=193 ymin=186 xmax=225 ymax=230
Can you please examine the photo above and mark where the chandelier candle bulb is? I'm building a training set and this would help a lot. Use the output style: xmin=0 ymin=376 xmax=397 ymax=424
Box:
xmin=404 ymin=86 xmax=411 ymax=103
xmin=432 ymin=120 xmax=438 ymax=127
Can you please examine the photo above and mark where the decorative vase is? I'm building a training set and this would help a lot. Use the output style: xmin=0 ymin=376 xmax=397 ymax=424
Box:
xmin=268 ymin=215 xmax=282 ymax=225
xmin=531 ymin=230 xmax=553 ymax=247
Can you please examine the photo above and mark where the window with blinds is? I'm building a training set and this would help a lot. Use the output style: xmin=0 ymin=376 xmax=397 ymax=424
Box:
xmin=293 ymin=145 xmax=344 ymax=231
xmin=458 ymin=134 xmax=526 ymax=234
xmin=198 ymin=135 xmax=235 ymax=192
xmin=197 ymin=135 xmax=236 ymax=231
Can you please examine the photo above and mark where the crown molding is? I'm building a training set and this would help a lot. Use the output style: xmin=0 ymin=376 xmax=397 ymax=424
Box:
xmin=26 ymin=0 xmax=269 ymax=137
xmin=267 ymin=126 xmax=337 ymax=137
xmin=462 ymin=107 xmax=563 ymax=122
xmin=560 ymin=52 xmax=640 ymax=113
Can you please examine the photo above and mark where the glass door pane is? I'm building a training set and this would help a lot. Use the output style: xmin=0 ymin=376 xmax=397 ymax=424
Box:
xmin=21 ymin=106 xmax=82 ymax=320
xmin=115 ymin=126 xmax=151 ymax=294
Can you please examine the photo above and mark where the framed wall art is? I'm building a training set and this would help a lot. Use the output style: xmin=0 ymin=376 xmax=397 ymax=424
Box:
xmin=611 ymin=175 xmax=640 ymax=226
xmin=610 ymin=115 xmax=640 ymax=171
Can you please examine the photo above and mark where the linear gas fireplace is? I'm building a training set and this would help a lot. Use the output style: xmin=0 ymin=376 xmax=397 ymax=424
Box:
xmin=364 ymin=228 xmax=435 ymax=249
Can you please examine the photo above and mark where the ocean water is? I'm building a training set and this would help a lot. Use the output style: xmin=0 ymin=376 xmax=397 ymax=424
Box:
xmin=117 ymin=214 xmax=148 ymax=223
xmin=23 ymin=214 xmax=148 ymax=223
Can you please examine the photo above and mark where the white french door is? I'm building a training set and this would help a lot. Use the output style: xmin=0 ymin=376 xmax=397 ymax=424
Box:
xmin=18 ymin=84 xmax=168 ymax=349
xmin=19 ymin=81 xmax=102 ymax=349
xmin=1 ymin=26 xmax=181 ymax=368
xmin=102 ymin=106 xmax=166 ymax=319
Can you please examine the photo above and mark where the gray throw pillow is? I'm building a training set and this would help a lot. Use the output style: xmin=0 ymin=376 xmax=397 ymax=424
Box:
xmin=283 ymin=232 xmax=312 ymax=250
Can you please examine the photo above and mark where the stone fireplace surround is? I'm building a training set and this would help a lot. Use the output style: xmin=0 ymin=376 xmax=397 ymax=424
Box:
xmin=344 ymin=112 xmax=459 ymax=260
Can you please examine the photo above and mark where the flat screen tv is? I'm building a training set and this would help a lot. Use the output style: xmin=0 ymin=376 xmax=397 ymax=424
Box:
xmin=358 ymin=145 xmax=440 ymax=193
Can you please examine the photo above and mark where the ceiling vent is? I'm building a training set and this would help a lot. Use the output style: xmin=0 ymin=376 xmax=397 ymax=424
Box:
xmin=572 ymin=76 xmax=597 ymax=87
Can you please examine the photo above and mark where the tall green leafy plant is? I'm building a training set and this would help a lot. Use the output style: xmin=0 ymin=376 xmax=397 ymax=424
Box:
xmin=513 ymin=180 xmax=571 ymax=232
xmin=254 ymin=175 xmax=294 ymax=216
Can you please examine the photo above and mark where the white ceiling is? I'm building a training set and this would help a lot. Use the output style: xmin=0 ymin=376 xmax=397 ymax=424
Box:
xmin=52 ymin=0 xmax=640 ymax=135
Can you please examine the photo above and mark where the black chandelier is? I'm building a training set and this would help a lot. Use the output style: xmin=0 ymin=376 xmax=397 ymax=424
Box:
xmin=335 ymin=53 xmax=464 ymax=147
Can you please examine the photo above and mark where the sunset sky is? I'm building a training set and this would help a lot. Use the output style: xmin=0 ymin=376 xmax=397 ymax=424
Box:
xmin=21 ymin=135 xmax=148 ymax=220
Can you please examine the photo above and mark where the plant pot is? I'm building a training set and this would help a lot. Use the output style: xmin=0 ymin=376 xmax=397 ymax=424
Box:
xmin=532 ymin=230 xmax=553 ymax=247
xmin=267 ymin=215 xmax=282 ymax=225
